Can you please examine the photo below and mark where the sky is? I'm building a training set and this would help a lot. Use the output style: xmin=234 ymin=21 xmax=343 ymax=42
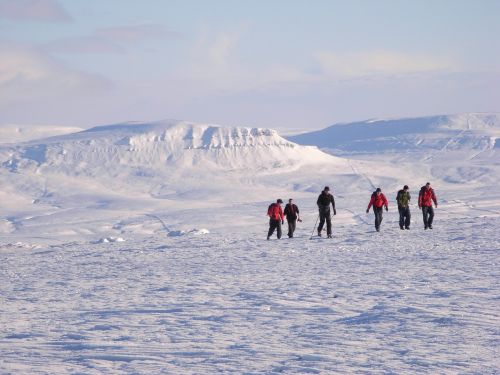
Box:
xmin=0 ymin=0 xmax=499 ymax=131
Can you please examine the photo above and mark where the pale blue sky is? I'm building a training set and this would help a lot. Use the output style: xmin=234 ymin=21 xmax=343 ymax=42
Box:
xmin=1 ymin=0 xmax=499 ymax=130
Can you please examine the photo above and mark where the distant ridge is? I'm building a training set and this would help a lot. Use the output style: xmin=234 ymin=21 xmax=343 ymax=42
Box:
xmin=0 ymin=124 xmax=83 ymax=144
xmin=287 ymin=113 xmax=500 ymax=154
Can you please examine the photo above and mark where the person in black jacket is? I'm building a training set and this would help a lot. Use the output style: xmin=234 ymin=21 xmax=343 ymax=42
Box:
xmin=283 ymin=198 xmax=301 ymax=238
xmin=316 ymin=186 xmax=336 ymax=238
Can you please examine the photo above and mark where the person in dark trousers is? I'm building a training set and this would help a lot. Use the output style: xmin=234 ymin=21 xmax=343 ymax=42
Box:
xmin=366 ymin=187 xmax=389 ymax=232
xmin=418 ymin=182 xmax=438 ymax=229
xmin=396 ymin=185 xmax=411 ymax=230
xmin=267 ymin=199 xmax=284 ymax=240
xmin=316 ymin=186 xmax=336 ymax=238
xmin=284 ymin=198 xmax=301 ymax=238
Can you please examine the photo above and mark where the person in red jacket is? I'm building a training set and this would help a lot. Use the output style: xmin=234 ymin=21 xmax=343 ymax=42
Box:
xmin=366 ymin=187 xmax=389 ymax=232
xmin=418 ymin=182 xmax=438 ymax=229
xmin=267 ymin=199 xmax=284 ymax=240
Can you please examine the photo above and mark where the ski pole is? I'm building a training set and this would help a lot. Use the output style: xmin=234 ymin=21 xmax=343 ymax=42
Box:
xmin=309 ymin=214 xmax=319 ymax=239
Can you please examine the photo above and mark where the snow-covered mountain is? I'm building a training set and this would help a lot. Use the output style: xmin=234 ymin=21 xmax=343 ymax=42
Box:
xmin=1 ymin=120 xmax=335 ymax=176
xmin=287 ymin=113 xmax=500 ymax=187
xmin=287 ymin=113 xmax=500 ymax=157
xmin=0 ymin=120 xmax=351 ymax=205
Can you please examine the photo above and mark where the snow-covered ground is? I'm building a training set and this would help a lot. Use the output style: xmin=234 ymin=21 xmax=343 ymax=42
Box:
xmin=1 ymin=115 xmax=499 ymax=373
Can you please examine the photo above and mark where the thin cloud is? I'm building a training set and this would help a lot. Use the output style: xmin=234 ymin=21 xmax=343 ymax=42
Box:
xmin=0 ymin=45 xmax=111 ymax=102
xmin=178 ymin=31 xmax=457 ymax=101
xmin=0 ymin=0 xmax=72 ymax=22
xmin=207 ymin=33 xmax=239 ymax=67
xmin=45 ymin=36 xmax=125 ymax=55
xmin=315 ymin=50 xmax=455 ymax=78
xmin=189 ymin=26 xmax=247 ymax=69
xmin=178 ymin=29 xmax=315 ymax=95
xmin=45 ymin=24 xmax=179 ymax=55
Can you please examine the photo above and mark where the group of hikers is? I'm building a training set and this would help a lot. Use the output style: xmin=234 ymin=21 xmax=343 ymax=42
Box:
xmin=267 ymin=183 xmax=438 ymax=239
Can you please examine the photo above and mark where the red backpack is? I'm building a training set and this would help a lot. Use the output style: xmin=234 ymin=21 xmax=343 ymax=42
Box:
xmin=267 ymin=203 xmax=282 ymax=220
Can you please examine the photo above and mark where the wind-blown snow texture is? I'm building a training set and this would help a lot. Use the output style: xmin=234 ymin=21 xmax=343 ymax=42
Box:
xmin=1 ymin=115 xmax=499 ymax=373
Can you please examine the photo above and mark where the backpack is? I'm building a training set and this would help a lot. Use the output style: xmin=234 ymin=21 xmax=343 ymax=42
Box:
xmin=397 ymin=189 xmax=410 ymax=207
xmin=267 ymin=203 xmax=281 ymax=220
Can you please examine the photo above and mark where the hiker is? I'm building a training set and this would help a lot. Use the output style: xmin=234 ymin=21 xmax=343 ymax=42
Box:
xmin=284 ymin=198 xmax=301 ymax=238
xmin=418 ymin=182 xmax=438 ymax=229
xmin=316 ymin=186 xmax=336 ymax=238
xmin=267 ymin=199 xmax=284 ymax=240
xmin=366 ymin=187 xmax=388 ymax=232
xmin=396 ymin=185 xmax=411 ymax=230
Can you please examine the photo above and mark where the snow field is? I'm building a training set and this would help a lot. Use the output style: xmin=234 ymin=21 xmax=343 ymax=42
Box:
xmin=1 ymin=214 xmax=498 ymax=374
